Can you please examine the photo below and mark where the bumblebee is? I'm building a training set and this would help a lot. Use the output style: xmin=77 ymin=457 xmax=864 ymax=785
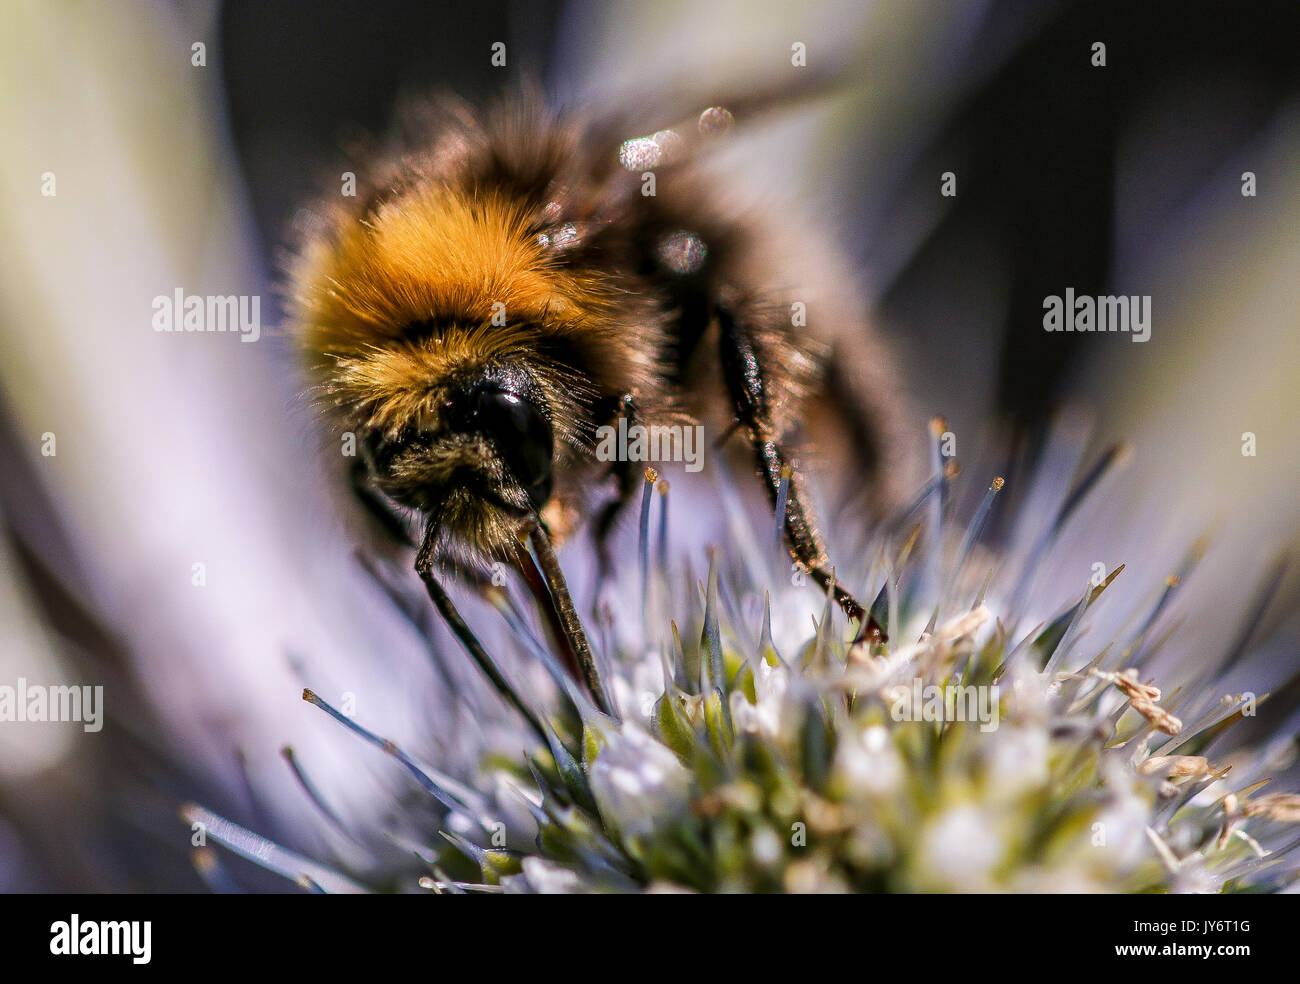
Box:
xmin=289 ymin=90 xmax=904 ymax=707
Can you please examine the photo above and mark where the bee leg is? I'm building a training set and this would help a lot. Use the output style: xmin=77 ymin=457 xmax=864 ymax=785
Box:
xmin=591 ymin=394 xmax=640 ymax=577
xmin=593 ymin=458 xmax=638 ymax=578
xmin=715 ymin=303 xmax=885 ymax=643
xmin=413 ymin=525 xmax=549 ymax=744
xmin=507 ymin=540 xmax=586 ymax=687
xmin=527 ymin=519 xmax=613 ymax=716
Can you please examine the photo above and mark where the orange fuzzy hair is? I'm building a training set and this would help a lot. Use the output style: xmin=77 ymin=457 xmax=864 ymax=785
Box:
xmin=293 ymin=186 xmax=647 ymax=436
xmin=287 ymin=133 xmax=671 ymax=563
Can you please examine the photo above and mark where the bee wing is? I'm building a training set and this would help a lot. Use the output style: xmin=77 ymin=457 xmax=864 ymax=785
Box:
xmin=577 ymin=63 xmax=850 ymax=177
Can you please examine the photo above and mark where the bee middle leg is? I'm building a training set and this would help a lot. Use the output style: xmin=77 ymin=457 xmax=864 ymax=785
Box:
xmin=591 ymin=394 xmax=640 ymax=578
xmin=715 ymin=302 xmax=884 ymax=641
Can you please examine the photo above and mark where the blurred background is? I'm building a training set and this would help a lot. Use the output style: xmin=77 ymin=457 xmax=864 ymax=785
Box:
xmin=1 ymin=0 xmax=1298 ymax=890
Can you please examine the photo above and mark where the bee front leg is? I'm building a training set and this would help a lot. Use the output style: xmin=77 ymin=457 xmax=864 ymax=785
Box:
xmin=413 ymin=523 xmax=550 ymax=743
xmin=715 ymin=303 xmax=884 ymax=642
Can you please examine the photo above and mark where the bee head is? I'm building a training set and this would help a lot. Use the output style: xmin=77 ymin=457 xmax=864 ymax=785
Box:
xmin=442 ymin=376 xmax=555 ymax=511
xmin=361 ymin=363 xmax=557 ymax=534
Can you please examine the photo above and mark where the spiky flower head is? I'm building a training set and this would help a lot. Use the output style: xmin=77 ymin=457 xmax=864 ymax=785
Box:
xmin=188 ymin=429 xmax=1299 ymax=894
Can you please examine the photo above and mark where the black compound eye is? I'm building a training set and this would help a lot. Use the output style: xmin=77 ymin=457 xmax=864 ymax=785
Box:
xmin=448 ymin=384 xmax=554 ymax=511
